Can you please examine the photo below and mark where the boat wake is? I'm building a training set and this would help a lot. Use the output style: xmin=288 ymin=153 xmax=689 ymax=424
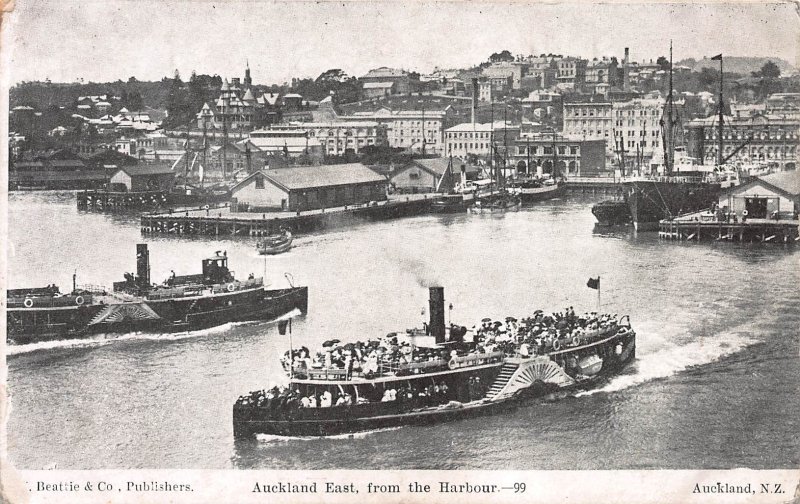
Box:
xmin=7 ymin=314 xmax=296 ymax=356
xmin=255 ymin=426 xmax=403 ymax=443
xmin=574 ymin=328 xmax=758 ymax=397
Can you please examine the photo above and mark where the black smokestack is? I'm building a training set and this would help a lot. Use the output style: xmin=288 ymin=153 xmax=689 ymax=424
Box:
xmin=428 ymin=286 xmax=445 ymax=344
xmin=136 ymin=243 xmax=150 ymax=288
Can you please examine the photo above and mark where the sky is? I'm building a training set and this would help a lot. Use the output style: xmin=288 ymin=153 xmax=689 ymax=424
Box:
xmin=3 ymin=0 xmax=799 ymax=85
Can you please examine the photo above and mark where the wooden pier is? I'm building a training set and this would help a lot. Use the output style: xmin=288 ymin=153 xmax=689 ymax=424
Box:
xmin=659 ymin=215 xmax=799 ymax=244
xmin=564 ymin=177 xmax=622 ymax=196
xmin=140 ymin=194 xmax=434 ymax=236
xmin=78 ymin=190 xmax=168 ymax=211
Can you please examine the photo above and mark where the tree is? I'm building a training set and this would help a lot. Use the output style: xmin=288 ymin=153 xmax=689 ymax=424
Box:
xmin=752 ymin=61 xmax=780 ymax=79
xmin=656 ymin=56 xmax=670 ymax=71
xmin=489 ymin=50 xmax=514 ymax=63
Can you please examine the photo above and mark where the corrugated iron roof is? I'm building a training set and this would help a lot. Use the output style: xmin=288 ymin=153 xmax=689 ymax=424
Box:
xmin=234 ymin=164 xmax=386 ymax=193
xmin=116 ymin=164 xmax=176 ymax=176
xmin=760 ymin=170 xmax=800 ymax=196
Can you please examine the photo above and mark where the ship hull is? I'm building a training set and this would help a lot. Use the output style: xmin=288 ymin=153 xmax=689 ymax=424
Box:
xmin=592 ymin=201 xmax=631 ymax=226
xmin=623 ymin=179 xmax=720 ymax=231
xmin=7 ymin=286 xmax=308 ymax=345
xmin=510 ymin=183 xmax=566 ymax=204
xmin=233 ymin=330 xmax=635 ymax=438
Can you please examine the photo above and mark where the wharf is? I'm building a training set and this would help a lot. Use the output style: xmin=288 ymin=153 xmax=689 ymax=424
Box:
xmin=563 ymin=177 xmax=622 ymax=195
xmin=659 ymin=211 xmax=799 ymax=244
xmin=140 ymin=193 xmax=433 ymax=236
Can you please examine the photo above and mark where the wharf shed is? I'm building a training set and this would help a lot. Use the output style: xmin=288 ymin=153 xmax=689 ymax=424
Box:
xmin=719 ymin=170 xmax=800 ymax=219
xmin=109 ymin=164 xmax=176 ymax=192
xmin=231 ymin=163 xmax=388 ymax=212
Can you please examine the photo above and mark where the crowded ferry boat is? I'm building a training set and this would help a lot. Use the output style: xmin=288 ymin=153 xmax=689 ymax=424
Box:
xmin=233 ymin=287 xmax=636 ymax=437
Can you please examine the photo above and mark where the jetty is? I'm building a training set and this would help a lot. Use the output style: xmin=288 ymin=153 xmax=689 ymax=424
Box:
xmin=659 ymin=210 xmax=799 ymax=244
xmin=140 ymin=193 xmax=433 ymax=236
xmin=78 ymin=190 xmax=168 ymax=211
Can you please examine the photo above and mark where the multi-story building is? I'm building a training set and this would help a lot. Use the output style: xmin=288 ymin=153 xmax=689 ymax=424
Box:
xmin=444 ymin=122 xmax=521 ymax=159
xmin=273 ymin=121 xmax=388 ymax=155
xmin=359 ymin=67 xmax=412 ymax=96
xmin=339 ymin=98 xmax=460 ymax=155
xmin=585 ymin=57 xmax=618 ymax=94
xmin=611 ymin=97 xmax=666 ymax=166
xmin=510 ymin=134 xmax=607 ymax=176
xmin=562 ymin=100 xmax=613 ymax=150
xmin=555 ymin=57 xmax=587 ymax=90
xmin=685 ymin=114 xmax=799 ymax=170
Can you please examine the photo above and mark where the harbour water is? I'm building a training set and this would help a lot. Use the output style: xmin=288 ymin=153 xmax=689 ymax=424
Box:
xmin=6 ymin=191 xmax=799 ymax=470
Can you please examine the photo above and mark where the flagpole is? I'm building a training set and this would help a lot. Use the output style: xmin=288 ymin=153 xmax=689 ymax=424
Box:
xmin=597 ymin=275 xmax=601 ymax=312
xmin=289 ymin=318 xmax=293 ymax=379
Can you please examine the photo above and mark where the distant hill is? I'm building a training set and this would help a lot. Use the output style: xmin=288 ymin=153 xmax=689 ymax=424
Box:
xmin=677 ymin=57 xmax=796 ymax=76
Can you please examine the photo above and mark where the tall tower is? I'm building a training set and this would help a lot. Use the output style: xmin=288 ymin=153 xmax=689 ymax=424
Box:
xmin=244 ymin=60 xmax=252 ymax=89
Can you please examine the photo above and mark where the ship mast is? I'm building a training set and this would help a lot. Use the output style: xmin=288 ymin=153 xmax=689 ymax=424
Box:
xmin=717 ymin=55 xmax=725 ymax=166
xmin=665 ymin=41 xmax=674 ymax=174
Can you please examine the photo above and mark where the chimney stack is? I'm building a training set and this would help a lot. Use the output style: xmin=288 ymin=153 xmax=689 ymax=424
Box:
xmin=471 ymin=78 xmax=479 ymax=124
xmin=623 ymin=47 xmax=631 ymax=92
xmin=428 ymin=287 xmax=446 ymax=344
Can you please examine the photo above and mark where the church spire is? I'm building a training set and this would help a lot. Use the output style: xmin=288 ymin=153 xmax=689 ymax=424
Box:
xmin=244 ymin=60 xmax=252 ymax=89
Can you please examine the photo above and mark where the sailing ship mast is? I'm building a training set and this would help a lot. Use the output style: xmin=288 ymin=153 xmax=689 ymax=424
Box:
xmin=663 ymin=41 xmax=675 ymax=175
xmin=716 ymin=55 xmax=725 ymax=166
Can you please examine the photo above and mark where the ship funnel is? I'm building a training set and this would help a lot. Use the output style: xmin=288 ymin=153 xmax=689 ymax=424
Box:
xmin=428 ymin=286 xmax=446 ymax=344
xmin=136 ymin=243 xmax=150 ymax=288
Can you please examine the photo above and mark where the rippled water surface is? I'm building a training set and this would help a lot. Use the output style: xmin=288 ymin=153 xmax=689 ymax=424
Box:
xmin=6 ymin=191 xmax=800 ymax=469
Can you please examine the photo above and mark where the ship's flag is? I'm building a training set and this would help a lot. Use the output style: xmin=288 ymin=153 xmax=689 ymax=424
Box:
xmin=710 ymin=54 xmax=723 ymax=61
xmin=587 ymin=277 xmax=600 ymax=290
xmin=278 ymin=319 xmax=290 ymax=335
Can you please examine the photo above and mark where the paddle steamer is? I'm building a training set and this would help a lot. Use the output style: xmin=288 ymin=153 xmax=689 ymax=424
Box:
xmin=233 ymin=287 xmax=636 ymax=437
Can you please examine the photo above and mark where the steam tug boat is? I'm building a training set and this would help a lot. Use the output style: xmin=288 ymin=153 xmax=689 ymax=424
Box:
xmin=7 ymin=244 xmax=308 ymax=345
xmin=233 ymin=287 xmax=636 ymax=438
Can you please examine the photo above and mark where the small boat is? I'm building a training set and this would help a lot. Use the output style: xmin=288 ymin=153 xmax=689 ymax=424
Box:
xmin=468 ymin=190 xmax=521 ymax=213
xmin=233 ymin=286 xmax=637 ymax=438
xmin=7 ymin=245 xmax=308 ymax=345
xmin=508 ymin=177 xmax=566 ymax=204
xmin=592 ymin=200 xmax=631 ymax=226
xmin=257 ymin=229 xmax=293 ymax=255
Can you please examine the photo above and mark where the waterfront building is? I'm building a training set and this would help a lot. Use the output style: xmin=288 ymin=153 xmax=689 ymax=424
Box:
xmin=339 ymin=97 xmax=459 ymax=155
xmin=10 ymin=153 xmax=107 ymax=190
xmin=109 ymin=164 xmax=176 ymax=192
xmin=444 ymin=122 xmax=521 ymax=159
xmin=562 ymin=99 xmax=613 ymax=150
xmin=509 ymin=134 xmax=607 ymax=177
xmin=685 ymin=113 xmax=799 ymax=170
xmin=718 ymin=170 xmax=800 ymax=219
xmin=390 ymin=157 xmax=460 ymax=193
xmin=612 ymin=97 xmax=666 ymax=168
xmin=230 ymin=163 xmax=387 ymax=212
xmin=269 ymin=121 xmax=388 ymax=155
xmin=243 ymin=130 xmax=325 ymax=162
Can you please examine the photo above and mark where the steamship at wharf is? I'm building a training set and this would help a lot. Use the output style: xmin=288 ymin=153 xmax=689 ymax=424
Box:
xmin=6 ymin=244 xmax=308 ymax=345
xmin=623 ymin=48 xmax=735 ymax=231
xmin=233 ymin=287 xmax=636 ymax=437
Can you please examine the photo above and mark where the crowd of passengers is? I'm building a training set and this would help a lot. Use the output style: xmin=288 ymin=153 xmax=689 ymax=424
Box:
xmin=236 ymin=379 xmax=489 ymax=411
xmin=278 ymin=308 xmax=625 ymax=380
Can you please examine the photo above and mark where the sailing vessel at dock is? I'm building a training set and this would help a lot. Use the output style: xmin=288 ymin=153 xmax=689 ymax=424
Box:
xmin=6 ymin=245 xmax=308 ymax=344
xmin=233 ymin=287 xmax=636 ymax=438
xmin=623 ymin=46 xmax=728 ymax=231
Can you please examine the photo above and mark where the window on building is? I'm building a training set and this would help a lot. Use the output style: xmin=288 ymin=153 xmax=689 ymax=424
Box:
xmin=255 ymin=175 xmax=265 ymax=189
